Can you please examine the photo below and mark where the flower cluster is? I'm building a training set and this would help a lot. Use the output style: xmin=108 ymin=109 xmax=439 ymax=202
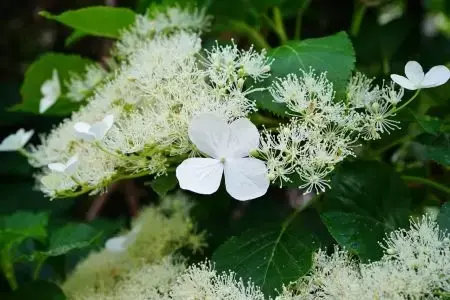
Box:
xmin=280 ymin=215 xmax=450 ymax=299
xmin=23 ymin=6 xmax=271 ymax=198
xmin=258 ymin=70 xmax=405 ymax=193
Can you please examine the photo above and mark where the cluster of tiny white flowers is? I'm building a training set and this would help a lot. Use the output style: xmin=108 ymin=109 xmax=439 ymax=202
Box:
xmin=258 ymin=70 xmax=404 ymax=193
xmin=279 ymin=216 xmax=450 ymax=300
xmin=65 ymin=64 xmax=108 ymax=102
xmin=29 ymin=7 xmax=271 ymax=198
xmin=115 ymin=6 xmax=211 ymax=58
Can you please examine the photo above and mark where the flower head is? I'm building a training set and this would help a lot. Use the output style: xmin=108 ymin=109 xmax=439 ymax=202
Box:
xmin=48 ymin=155 xmax=79 ymax=175
xmin=176 ymin=113 xmax=269 ymax=201
xmin=74 ymin=114 xmax=114 ymax=142
xmin=391 ymin=61 xmax=450 ymax=90
xmin=39 ymin=69 xmax=61 ymax=113
xmin=0 ymin=129 xmax=34 ymax=151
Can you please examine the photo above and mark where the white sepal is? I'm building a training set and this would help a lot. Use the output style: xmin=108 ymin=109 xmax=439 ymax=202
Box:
xmin=74 ymin=114 xmax=114 ymax=141
xmin=0 ymin=129 xmax=34 ymax=151
xmin=39 ymin=69 xmax=61 ymax=114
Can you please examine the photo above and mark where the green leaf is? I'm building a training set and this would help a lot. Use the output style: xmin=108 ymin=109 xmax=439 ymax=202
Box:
xmin=11 ymin=53 xmax=92 ymax=115
xmin=149 ymin=173 xmax=178 ymax=197
xmin=40 ymin=7 xmax=136 ymax=39
xmin=323 ymin=160 xmax=411 ymax=228
xmin=321 ymin=212 xmax=389 ymax=261
xmin=65 ymin=30 xmax=89 ymax=47
xmin=422 ymin=134 xmax=450 ymax=167
xmin=410 ymin=110 xmax=442 ymax=136
xmin=0 ymin=212 xmax=48 ymax=248
xmin=437 ymin=202 xmax=450 ymax=232
xmin=8 ymin=280 xmax=66 ymax=300
xmin=253 ymin=32 xmax=355 ymax=116
xmin=213 ymin=210 xmax=322 ymax=296
xmin=26 ymin=223 xmax=101 ymax=261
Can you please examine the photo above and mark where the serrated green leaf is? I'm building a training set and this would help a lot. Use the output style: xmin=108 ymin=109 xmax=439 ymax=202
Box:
xmin=321 ymin=212 xmax=389 ymax=261
xmin=323 ymin=160 xmax=411 ymax=228
xmin=149 ymin=173 xmax=178 ymax=197
xmin=213 ymin=210 xmax=322 ymax=296
xmin=252 ymin=32 xmax=355 ymax=116
xmin=410 ymin=110 xmax=442 ymax=136
xmin=40 ymin=7 xmax=136 ymax=39
xmin=8 ymin=280 xmax=66 ymax=300
xmin=418 ymin=133 xmax=450 ymax=167
xmin=0 ymin=212 xmax=48 ymax=247
xmin=44 ymin=223 xmax=101 ymax=257
xmin=11 ymin=53 xmax=92 ymax=116
xmin=437 ymin=203 xmax=450 ymax=232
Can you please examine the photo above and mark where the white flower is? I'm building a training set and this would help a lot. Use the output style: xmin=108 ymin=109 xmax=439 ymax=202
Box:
xmin=48 ymin=155 xmax=79 ymax=175
xmin=176 ymin=113 xmax=269 ymax=201
xmin=390 ymin=61 xmax=450 ymax=90
xmin=39 ymin=69 xmax=61 ymax=113
xmin=105 ymin=224 xmax=141 ymax=253
xmin=0 ymin=129 xmax=34 ymax=151
xmin=73 ymin=114 xmax=114 ymax=141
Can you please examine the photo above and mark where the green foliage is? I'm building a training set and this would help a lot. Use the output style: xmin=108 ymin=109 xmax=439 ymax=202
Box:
xmin=252 ymin=32 xmax=355 ymax=116
xmin=8 ymin=280 xmax=66 ymax=300
xmin=40 ymin=7 xmax=136 ymax=39
xmin=321 ymin=212 xmax=388 ymax=261
xmin=213 ymin=209 xmax=324 ymax=296
xmin=323 ymin=161 xmax=411 ymax=228
xmin=410 ymin=110 xmax=443 ymax=136
xmin=418 ymin=133 xmax=450 ymax=167
xmin=11 ymin=53 xmax=92 ymax=116
xmin=437 ymin=202 xmax=450 ymax=231
xmin=149 ymin=173 xmax=178 ymax=197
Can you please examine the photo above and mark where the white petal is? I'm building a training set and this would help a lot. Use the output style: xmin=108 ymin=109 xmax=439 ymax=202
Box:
xmin=404 ymin=61 xmax=424 ymax=85
xmin=0 ymin=132 xmax=22 ymax=151
xmin=48 ymin=163 xmax=67 ymax=173
xmin=65 ymin=155 xmax=80 ymax=175
xmin=39 ymin=95 xmax=57 ymax=114
xmin=390 ymin=74 xmax=417 ymax=90
xmin=421 ymin=65 xmax=450 ymax=88
xmin=20 ymin=130 xmax=34 ymax=147
xmin=224 ymin=158 xmax=269 ymax=201
xmin=74 ymin=122 xmax=96 ymax=141
xmin=188 ymin=113 xmax=230 ymax=158
xmin=176 ymin=157 xmax=223 ymax=194
xmin=105 ymin=235 xmax=128 ymax=253
xmin=227 ymin=118 xmax=260 ymax=158
xmin=90 ymin=114 xmax=114 ymax=140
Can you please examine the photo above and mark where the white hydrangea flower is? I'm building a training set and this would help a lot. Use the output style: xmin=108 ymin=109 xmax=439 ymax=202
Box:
xmin=74 ymin=114 xmax=114 ymax=142
xmin=65 ymin=64 xmax=108 ymax=102
xmin=176 ymin=113 xmax=269 ymax=201
xmin=391 ymin=61 xmax=450 ymax=90
xmin=39 ymin=69 xmax=61 ymax=113
xmin=48 ymin=155 xmax=79 ymax=175
xmin=105 ymin=224 xmax=141 ymax=253
xmin=0 ymin=129 xmax=34 ymax=151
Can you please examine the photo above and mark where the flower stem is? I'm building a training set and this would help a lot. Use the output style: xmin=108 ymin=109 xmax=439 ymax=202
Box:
xmin=229 ymin=20 xmax=271 ymax=50
xmin=390 ymin=90 xmax=421 ymax=114
xmin=32 ymin=259 xmax=45 ymax=280
xmin=350 ymin=2 xmax=367 ymax=37
xmin=294 ymin=0 xmax=311 ymax=40
xmin=17 ymin=148 xmax=31 ymax=158
xmin=402 ymin=175 xmax=450 ymax=195
xmin=273 ymin=7 xmax=288 ymax=43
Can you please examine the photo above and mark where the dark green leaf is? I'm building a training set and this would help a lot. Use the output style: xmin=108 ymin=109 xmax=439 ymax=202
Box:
xmin=418 ymin=133 xmax=450 ymax=167
xmin=8 ymin=280 xmax=66 ymax=300
xmin=0 ymin=212 xmax=48 ymax=248
xmin=149 ymin=173 xmax=178 ymax=197
xmin=253 ymin=32 xmax=355 ymax=116
xmin=323 ymin=160 xmax=411 ymax=228
xmin=213 ymin=210 xmax=322 ymax=296
xmin=40 ymin=7 xmax=136 ymax=39
xmin=437 ymin=202 xmax=450 ymax=232
xmin=321 ymin=212 xmax=389 ymax=261
xmin=410 ymin=110 xmax=442 ymax=135
xmin=12 ymin=53 xmax=92 ymax=115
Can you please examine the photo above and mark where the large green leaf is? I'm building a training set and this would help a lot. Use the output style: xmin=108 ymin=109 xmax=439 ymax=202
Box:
xmin=321 ymin=212 xmax=389 ymax=261
xmin=437 ymin=202 xmax=450 ymax=232
xmin=420 ymin=133 xmax=450 ymax=167
xmin=27 ymin=223 xmax=101 ymax=261
xmin=0 ymin=212 xmax=48 ymax=248
xmin=323 ymin=160 xmax=411 ymax=228
xmin=11 ymin=53 xmax=92 ymax=116
xmin=213 ymin=210 xmax=324 ymax=296
xmin=252 ymin=32 xmax=355 ymax=116
xmin=40 ymin=7 xmax=136 ymax=39
xmin=8 ymin=280 xmax=66 ymax=300
xmin=409 ymin=110 xmax=442 ymax=136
